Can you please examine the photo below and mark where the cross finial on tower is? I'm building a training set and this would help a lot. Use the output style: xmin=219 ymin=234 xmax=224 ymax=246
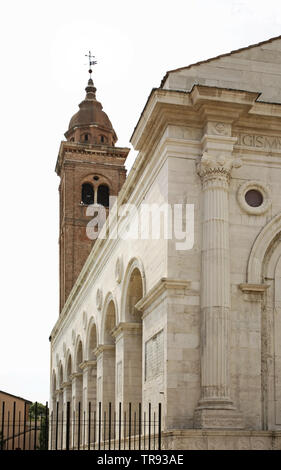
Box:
xmin=85 ymin=51 xmax=97 ymax=78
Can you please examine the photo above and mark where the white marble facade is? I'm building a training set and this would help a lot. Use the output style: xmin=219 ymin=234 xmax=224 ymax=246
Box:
xmin=50 ymin=36 xmax=281 ymax=449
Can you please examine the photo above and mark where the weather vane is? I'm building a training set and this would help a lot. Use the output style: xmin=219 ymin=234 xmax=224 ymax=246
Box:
xmin=85 ymin=51 xmax=97 ymax=78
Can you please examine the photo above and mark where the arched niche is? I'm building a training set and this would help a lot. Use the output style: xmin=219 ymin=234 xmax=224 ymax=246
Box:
xmin=260 ymin=234 xmax=281 ymax=430
xmin=118 ymin=258 xmax=146 ymax=409
xmin=121 ymin=257 xmax=146 ymax=323
xmin=65 ymin=352 xmax=72 ymax=382
xmin=98 ymin=294 xmax=117 ymax=410
xmin=101 ymin=294 xmax=118 ymax=344
xmin=86 ymin=318 xmax=98 ymax=361
xmin=74 ymin=338 xmax=83 ymax=372
xmin=247 ymin=212 xmax=281 ymax=284
xmin=52 ymin=371 xmax=57 ymax=396
xmin=58 ymin=362 xmax=63 ymax=388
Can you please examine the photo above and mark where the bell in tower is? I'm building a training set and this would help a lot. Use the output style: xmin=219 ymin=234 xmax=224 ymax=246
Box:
xmin=55 ymin=71 xmax=129 ymax=312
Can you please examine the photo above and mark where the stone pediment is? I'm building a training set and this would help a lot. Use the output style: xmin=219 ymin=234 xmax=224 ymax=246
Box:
xmin=162 ymin=35 xmax=281 ymax=104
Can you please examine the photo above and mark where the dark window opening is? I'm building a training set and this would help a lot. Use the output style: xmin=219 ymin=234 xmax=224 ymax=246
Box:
xmin=100 ymin=135 xmax=107 ymax=144
xmin=81 ymin=183 xmax=94 ymax=205
xmin=245 ymin=189 xmax=263 ymax=207
xmin=84 ymin=134 xmax=89 ymax=142
xmin=93 ymin=175 xmax=99 ymax=181
xmin=97 ymin=184 xmax=109 ymax=207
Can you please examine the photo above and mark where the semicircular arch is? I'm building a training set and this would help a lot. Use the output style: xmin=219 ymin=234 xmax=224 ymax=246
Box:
xmin=247 ymin=212 xmax=281 ymax=284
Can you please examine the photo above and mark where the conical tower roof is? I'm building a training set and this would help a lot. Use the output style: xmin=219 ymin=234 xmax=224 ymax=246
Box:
xmin=65 ymin=78 xmax=117 ymax=145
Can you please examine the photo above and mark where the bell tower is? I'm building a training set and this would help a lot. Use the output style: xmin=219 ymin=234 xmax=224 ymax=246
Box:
xmin=55 ymin=73 xmax=129 ymax=312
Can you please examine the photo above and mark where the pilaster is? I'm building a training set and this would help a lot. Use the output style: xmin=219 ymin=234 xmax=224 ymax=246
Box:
xmin=112 ymin=322 xmax=142 ymax=413
xmin=95 ymin=345 xmax=115 ymax=410
xmin=61 ymin=381 xmax=72 ymax=449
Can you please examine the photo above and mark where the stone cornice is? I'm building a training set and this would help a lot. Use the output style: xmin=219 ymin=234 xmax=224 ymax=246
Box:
xmin=69 ymin=372 xmax=82 ymax=380
xmin=79 ymin=360 xmax=97 ymax=370
xmin=94 ymin=344 xmax=115 ymax=357
xmin=131 ymin=85 xmax=261 ymax=151
xmin=239 ymin=283 xmax=270 ymax=294
xmin=111 ymin=322 xmax=142 ymax=339
xmin=135 ymin=277 xmax=191 ymax=313
xmin=190 ymin=85 xmax=260 ymax=110
xmin=55 ymin=141 xmax=130 ymax=176
xmin=61 ymin=381 xmax=71 ymax=389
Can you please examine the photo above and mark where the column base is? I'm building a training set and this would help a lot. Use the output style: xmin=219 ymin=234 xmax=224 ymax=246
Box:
xmin=194 ymin=407 xmax=244 ymax=429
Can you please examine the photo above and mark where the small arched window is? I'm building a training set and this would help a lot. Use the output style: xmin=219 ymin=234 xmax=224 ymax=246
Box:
xmin=97 ymin=184 xmax=109 ymax=207
xmin=100 ymin=135 xmax=107 ymax=144
xmin=80 ymin=133 xmax=90 ymax=143
xmin=81 ymin=183 xmax=94 ymax=205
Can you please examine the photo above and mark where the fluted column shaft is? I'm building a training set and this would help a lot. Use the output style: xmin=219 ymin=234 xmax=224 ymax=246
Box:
xmin=194 ymin=151 xmax=244 ymax=429
xmin=200 ymin=173 xmax=232 ymax=405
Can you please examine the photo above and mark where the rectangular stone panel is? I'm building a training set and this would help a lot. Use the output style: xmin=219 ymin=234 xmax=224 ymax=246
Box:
xmin=145 ymin=330 xmax=164 ymax=382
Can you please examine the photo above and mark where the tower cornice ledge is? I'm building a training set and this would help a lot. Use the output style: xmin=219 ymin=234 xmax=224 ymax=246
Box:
xmin=55 ymin=141 xmax=130 ymax=176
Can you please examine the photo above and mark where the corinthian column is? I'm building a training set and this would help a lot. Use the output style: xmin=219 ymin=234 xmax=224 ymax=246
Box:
xmin=194 ymin=149 xmax=244 ymax=429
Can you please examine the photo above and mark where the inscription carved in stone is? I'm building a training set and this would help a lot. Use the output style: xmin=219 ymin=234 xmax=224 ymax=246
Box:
xmin=234 ymin=133 xmax=281 ymax=150
xmin=145 ymin=330 xmax=164 ymax=381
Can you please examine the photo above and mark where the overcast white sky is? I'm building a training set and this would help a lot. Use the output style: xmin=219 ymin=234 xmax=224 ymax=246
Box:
xmin=0 ymin=0 xmax=281 ymax=404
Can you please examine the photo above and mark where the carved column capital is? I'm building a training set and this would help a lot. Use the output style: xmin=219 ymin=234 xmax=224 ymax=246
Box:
xmin=197 ymin=152 xmax=242 ymax=183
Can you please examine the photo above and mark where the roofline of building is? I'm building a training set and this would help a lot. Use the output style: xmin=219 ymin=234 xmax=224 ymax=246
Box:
xmin=0 ymin=390 xmax=33 ymax=404
xmin=160 ymin=33 xmax=281 ymax=87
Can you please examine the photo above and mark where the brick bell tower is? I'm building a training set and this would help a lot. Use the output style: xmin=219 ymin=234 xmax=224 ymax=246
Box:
xmin=55 ymin=74 xmax=129 ymax=312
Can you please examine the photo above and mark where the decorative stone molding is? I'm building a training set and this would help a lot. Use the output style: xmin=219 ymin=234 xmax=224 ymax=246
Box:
xmin=94 ymin=344 xmax=115 ymax=357
xmin=96 ymin=288 xmax=103 ymax=311
xmin=213 ymin=122 xmax=230 ymax=135
xmin=197 ymin=152 xmax=242 ymax=182
xmin=63 ymin=342 xmax=66 ymax=357
xmin=135 ymin=278 xmax=191 ymax=313
xmin=115 ymin=256 xmax=123 ymax=284
xmin=194 ymin=409 xmax=244 ymax=430
xmin=79 ymin=360 xmax=96 ymax=371
xmin=247 ymin=212 xmax=281 ymax=284
xmin=237 ymin=180 xmax=271 ymax=215
xmin=70 ymin=372 xmax=82 ymax=380
xmin=239 ymin=283 xmax=269 ymax=294
xmin=206 ymin=121 xmax=232 ymax=137
xmin=111 ymin=322 xmax=142 ymax=339
xmin=61 ymin=381 xmax=72 ymax=389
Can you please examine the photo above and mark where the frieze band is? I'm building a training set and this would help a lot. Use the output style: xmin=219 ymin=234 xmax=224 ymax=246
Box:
xmin=234 ymin=133 xmax=281 ymax=150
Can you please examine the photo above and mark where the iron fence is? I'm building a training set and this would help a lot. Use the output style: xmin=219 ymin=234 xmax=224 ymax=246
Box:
xmin=0 ymin=401 xmax=48 ymax=450
xmin=0 ymin=401 xmax=162 ymax=451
